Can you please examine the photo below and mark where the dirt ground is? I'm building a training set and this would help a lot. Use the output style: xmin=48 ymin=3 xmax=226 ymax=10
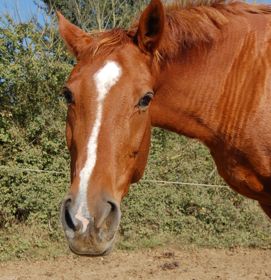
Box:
xmin=1 ymin=247 xmax=271 ymax=280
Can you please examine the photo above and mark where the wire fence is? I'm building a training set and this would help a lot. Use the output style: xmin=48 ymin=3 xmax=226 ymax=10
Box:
xmin=0 ymin=165 xmax=228 ymax=188
xmin=0 ymin=165 xmax=66 ymax=175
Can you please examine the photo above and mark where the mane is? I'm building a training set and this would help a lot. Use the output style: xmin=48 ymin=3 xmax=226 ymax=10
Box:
xmin=84 ymin=0 xmax=271 ymax=61
xmin=157 ymin=0 xmax=271 ymax=61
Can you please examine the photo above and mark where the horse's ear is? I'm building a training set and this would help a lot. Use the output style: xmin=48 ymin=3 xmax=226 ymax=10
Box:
xmin=57 ymin=11 xmax=92 ymax=59
xmin=136 ymin=0 xmax=165 ymax=53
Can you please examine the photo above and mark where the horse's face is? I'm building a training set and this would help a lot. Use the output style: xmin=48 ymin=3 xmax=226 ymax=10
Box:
xmin=58 ymin=0 xmax=165 ymax=256
xmin=61 ymin=47 xmax=153 ymax=255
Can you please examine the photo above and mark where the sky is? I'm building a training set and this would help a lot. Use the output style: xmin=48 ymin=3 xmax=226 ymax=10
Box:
xmin=0 ymin=0 xmax=49 ymax=25
xmin=1 ymin=0 xmax=271 ymax=25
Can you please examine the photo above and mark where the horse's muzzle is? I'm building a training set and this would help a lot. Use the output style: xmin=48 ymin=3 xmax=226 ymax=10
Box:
xmin=60 ymin=195 xmax=121 ymax=256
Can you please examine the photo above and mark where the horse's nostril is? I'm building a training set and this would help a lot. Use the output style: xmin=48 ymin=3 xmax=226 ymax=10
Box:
xmin=65 ymin=207 xmax=76 ymax=231
xmin=63 ymin=198 xmax=76 ymax=231
xmin=105 ymin=200 xmax=121 ymax=230
xmin=107 ymin=200 xmax=117 ymax=212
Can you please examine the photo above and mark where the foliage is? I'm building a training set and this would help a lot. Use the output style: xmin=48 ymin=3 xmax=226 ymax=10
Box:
xmin=0 ymin=15 xmax=71 ymax=228
xmin=0 ymin=5 xmax=270 ymax=261
xmin=39 ymin=0 xmax=149 ymax=30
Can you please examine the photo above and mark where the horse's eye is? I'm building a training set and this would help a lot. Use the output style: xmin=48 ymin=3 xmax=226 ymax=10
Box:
xmin=62 ymin=87 xmax=74 ymax=104
xmin=138 ymin=92 xmax=153 ymax=109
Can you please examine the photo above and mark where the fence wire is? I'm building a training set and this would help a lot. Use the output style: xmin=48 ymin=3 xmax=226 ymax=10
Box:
xmin=0 ymin=165 xmax=228 ymax=188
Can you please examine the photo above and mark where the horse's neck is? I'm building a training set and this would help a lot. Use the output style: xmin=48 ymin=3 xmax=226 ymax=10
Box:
xmin=150 ymin=9 xmax=271 ymax=204
xmin=151 ymin=13 xmax=271 ymax=187
xmin=151 ymin=46 xmax=233 ymax=146
xmin=151 ymin=14 xmax=270 ymax=148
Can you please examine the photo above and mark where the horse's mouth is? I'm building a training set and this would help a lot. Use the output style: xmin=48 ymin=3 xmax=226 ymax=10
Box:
xmin=66 ymin=233 xmax=116 ymax=256
xmin=68 ymin=243 xmax=113 ymax=257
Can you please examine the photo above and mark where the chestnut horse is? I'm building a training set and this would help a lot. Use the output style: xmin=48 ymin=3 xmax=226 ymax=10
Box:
xmin=58 ymin=0 xmax=271 ymax=256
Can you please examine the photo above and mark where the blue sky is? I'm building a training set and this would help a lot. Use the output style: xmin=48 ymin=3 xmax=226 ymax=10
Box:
xmin=0 ymin=0 xmax=48 ymax=24
xmin=1 ymin=0 xmax=271 ymax=24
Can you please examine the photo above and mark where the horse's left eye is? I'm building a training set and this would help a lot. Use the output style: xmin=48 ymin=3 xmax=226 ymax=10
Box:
xmin=138 ymin=92 xmax=153 ymax=109
xmin=62 ymin=87 xmax=74 ymax=104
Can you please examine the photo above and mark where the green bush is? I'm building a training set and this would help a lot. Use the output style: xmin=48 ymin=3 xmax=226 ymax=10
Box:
xmin=0 ymin=15 xmax=71 ymax=228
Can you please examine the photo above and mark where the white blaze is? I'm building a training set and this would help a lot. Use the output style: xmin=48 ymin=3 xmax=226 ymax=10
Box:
xmin=75 ymin=61 xmax=122 ymax=232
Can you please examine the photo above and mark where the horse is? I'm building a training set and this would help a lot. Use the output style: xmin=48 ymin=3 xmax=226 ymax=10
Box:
xmin=57 ymin=0 xmax=271 ymax=256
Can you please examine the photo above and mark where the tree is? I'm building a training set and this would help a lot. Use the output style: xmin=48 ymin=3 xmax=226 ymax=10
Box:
xmin=38 ymin=0 xmax=149 ymax=31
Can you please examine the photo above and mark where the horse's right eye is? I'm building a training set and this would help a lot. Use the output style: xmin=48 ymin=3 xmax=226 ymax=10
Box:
xmin=62 ymin=87 xmax=74 ymax=104
xmin=137 ymin=92 xmax=153 ymax=109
